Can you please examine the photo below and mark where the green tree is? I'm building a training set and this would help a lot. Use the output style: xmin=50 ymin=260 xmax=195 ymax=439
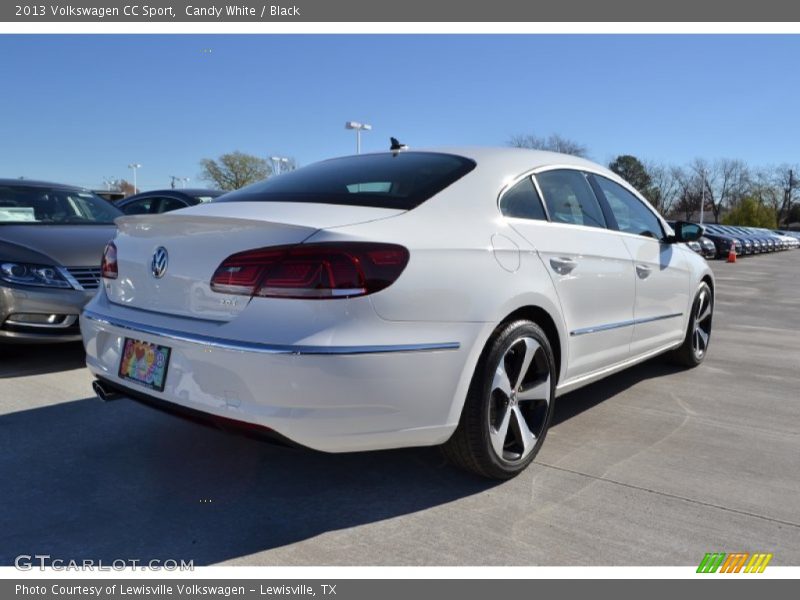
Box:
xmin=609 ymin=155 xmax=652 ymax=193
xmin=722 ymin=197 xmax=777 ymax=228
xmin=200 ymin=151 xmax=270 ymax=190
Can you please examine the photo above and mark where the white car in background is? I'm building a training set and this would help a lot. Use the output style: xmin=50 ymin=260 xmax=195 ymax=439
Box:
xmin=770 ymin=230 xmax=799 ymax=250
xmin=81 ymin=147 xmax=714 ymax=479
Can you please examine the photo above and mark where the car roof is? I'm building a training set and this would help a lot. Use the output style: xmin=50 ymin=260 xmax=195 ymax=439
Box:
xmin=124 ymin=188 xmax=222 ymax=197
xmin=338 ymin=147 xmax=614 ymax=179
xmin=418 ymin=146 xmax=609 ymax=173
xmin=117 ymin=189 xmax=224 ymax=206
xmin=0 ymin=178 xmax=88 ymax=191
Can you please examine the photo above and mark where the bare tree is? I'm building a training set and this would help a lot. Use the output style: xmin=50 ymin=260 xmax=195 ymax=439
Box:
xmin=686 ymin=158 xmax=715 ymax=221
xmin=686 ymin=158 xmax=748 ymax=223
xmin=508 ymin=133 xmax=588 ymax=157
xmin=717 ymin=159 xmax=749 ymax=222
xmin=719 ymin=159 xmax=750 ymax=209
xmin=749 ymin=167 xmax=782 ymax=215
xmin=672 ymin=166 xmax=703 ymax=221
xmin=771 ymin=165 xmax=799 ymax=227
xmin=644 ymin=161 xmax=680 ymax=215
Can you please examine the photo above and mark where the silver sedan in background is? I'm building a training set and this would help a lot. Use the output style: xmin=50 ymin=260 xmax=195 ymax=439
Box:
xmin=0 ymin=179 xmax=120 ymax=343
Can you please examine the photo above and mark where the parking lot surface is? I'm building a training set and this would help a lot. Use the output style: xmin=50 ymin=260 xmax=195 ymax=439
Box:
xmin=1 ymin=252 xmax=798 ymax=566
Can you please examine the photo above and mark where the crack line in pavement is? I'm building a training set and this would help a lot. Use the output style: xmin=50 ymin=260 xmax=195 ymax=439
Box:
xmin=535 ymin=461 xmax=800 ymax=529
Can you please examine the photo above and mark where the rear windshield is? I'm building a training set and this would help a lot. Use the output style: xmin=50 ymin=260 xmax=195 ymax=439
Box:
xmin=215 ymin=152 xmax=476 ymax=210
xmin=0 ymin=185 xmax=121 ymax=224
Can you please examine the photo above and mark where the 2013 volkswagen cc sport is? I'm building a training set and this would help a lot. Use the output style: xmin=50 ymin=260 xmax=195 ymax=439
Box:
xmin=81 ymin=147 xmax=714 ymax=479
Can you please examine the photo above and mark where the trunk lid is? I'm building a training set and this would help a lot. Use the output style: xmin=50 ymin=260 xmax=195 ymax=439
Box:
xmin=106 ymin=202 xmax=403 ymax=320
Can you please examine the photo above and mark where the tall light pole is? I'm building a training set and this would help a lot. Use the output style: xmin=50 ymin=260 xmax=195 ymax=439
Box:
xmin=345 ymin=121 xmax=372 ymax=154
xmin=270 ymin=156 xmax=290 ymax=176
xmin=170 ymin=176 xmax=189 ymax=189
xmin=787 ymin=169 xmax=794 ymax=229
xmin=128 ymin=163 xmax=141 ymax=195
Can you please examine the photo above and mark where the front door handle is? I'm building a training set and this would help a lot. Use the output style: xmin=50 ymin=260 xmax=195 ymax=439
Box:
xmin=636 ymin=264 xmax=652 ymax=279
xmin=550 ymin=257 xmax=577 ymax=275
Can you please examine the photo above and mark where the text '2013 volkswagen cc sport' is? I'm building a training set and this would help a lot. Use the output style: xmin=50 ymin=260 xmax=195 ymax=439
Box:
xmin=81 ymin=148 xmax=714 ymax=479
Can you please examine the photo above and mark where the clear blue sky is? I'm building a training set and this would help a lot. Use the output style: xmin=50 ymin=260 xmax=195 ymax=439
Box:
xmin=1 ymin=34 xmax=798 ymax=191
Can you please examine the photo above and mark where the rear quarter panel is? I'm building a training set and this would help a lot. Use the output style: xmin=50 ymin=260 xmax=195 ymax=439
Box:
xmin=305 ymin=165 xmax=570 ymax=422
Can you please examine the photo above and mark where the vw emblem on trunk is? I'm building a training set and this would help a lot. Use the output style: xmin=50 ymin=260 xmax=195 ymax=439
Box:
xmin=151 ymin=247 xmax=169 ymax=279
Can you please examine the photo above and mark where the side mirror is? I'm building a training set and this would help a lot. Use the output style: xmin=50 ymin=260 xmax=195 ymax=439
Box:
xmin=670 ymin=221 xmax=704 ymax=243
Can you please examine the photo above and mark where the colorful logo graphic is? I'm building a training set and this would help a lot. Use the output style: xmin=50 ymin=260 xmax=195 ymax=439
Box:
xmin=119 ymin=339 xmax=170 ymax=391
xmin=696 ymin=552 xmax=773 ymax=573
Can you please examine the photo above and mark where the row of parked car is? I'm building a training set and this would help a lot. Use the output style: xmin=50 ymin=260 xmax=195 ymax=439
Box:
xmin=668 ymin=222 xmax=800 ymax=259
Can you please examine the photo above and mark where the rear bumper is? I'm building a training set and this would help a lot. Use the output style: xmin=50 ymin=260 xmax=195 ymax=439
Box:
xmin=94 ymin=376 xmax=301 ymax=447
xmin=81 ymin=302 xmax=482 ymax=453
xmin=0 ymin=284 xmax=94 ymax=343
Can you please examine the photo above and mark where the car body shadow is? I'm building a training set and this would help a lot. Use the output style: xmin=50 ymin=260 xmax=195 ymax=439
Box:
xmin=0 ymin=395 xmax=496 ymax=566
xmin=0 ymin=356 xmax=682 ymax=566
xmin=0 ymin=342 xmax=86 ymax=379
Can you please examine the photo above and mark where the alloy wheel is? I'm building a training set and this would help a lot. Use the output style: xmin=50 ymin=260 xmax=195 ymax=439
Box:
xmin=488 ymin=337 xmax=551 ymax=463
xmin=693 ymin=289 xmax=713 ymax=358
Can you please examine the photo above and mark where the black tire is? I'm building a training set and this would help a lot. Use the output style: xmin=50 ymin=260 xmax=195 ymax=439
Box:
xmin=670 ymin=282 xmax=713 ymax=367
xmin=442 ymin=320 xmax=556 ymax=479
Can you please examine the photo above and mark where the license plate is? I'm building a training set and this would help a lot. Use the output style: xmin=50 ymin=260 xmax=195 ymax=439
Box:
xmin=118 ymin=338 xmax=171 ymax=392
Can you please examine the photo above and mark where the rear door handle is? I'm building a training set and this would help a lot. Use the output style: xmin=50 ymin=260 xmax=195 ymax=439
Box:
xmin=636 ymin=264 xmax=652 ymax=279
xmin=550 ymin=257 xmax=577 ymax=275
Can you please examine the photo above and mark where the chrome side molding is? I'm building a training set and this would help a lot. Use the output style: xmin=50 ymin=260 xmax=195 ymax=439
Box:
xmin=82 ymin=309 xmax=460 ymax=356
xmin=570 ymin=313 xmax=683 ymax=337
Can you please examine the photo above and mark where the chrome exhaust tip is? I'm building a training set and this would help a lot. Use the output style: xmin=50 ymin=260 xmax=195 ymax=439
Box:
xmin=93 ymin=380 xmax=122 ymax=402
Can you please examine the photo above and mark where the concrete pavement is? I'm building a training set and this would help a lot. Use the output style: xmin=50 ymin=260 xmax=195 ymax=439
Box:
xmin=1 ymin=251 xmax=798 ymax=566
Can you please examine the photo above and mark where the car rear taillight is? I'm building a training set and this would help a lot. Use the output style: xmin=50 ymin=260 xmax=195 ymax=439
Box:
xmin=101 ymin=242 xmax=118 ymax=279
xmin=210 ymin=242 xmax=409 ymax=299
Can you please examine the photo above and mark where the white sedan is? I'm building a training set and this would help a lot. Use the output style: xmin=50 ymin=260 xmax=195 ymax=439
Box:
xmin=81 ymin=147 xmax=714 ymax=479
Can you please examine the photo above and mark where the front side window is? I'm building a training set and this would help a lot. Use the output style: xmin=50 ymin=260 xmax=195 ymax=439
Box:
xmin=535 ymin=170 xmax=606 ymax=229
xmin=593 ymin=176 xmax=664 ymax=240
xmin=499 ymin=176 xmax=547 ymax=221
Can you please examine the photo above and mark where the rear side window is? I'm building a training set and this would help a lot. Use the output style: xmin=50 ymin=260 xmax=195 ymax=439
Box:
xmin=499 ymin=177 xmax=547 ymax=221
xmin=121 ymin=198 xmax=156 ymax=215
xmin=216 ymin=152 xmax=476 ymax=210
xmin=535 ymin=170 xmax=606 ymax=229
xmin=159 ymin=197 xmax=189 ymax=213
